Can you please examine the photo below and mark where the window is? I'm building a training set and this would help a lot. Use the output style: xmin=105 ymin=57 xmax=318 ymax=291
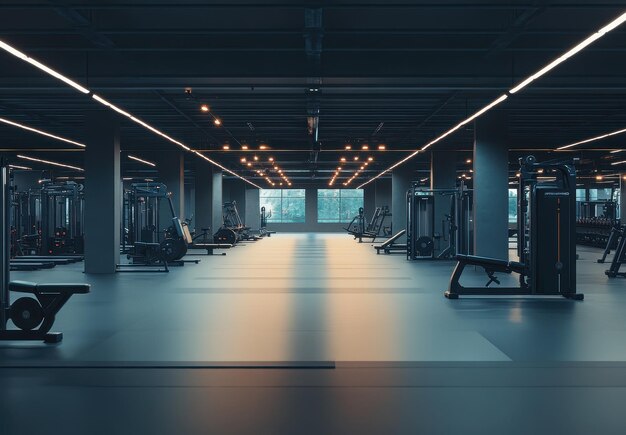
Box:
xmin=317 ymin=189 xmax=364 ymax=223
xmin=508 ymin=189 xmax=517 ymax=223
xmin=260 ymin=189 xmax=305 ymax=223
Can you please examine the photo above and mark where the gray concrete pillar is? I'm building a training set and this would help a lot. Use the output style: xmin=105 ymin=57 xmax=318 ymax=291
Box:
xmin=392 ymin=164 xmax=414 ymax=241
xmin=157 ymin=150 xmax=185 ymax=220
xmin=375 ymin=178 xmax=392 ymax=210
xmin=212 ymin=169 xmax=223 ymax=230
xmin=245 ymin=187 xmax=260 ymax=229
xmin=84 ymin=111 xmax=120 ymax=274
xmin=194 ymin=162 xmax=214 ymax=233
xmin=473 ymin=111 xmax=509 ymax=259
xmin=431 ymin=151 xmax=458 ymax=256
xmin=363 ymin=184 xmax=376 ymax=218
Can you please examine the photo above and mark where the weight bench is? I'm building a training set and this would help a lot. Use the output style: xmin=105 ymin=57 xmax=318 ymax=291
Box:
xmin=445 ymin=254 xmax=528 ymax=299
xmin=11 ymin=261 xmax=56 ymax=270
xmin=117 ymin=242 xmax=169 ymax=272
xmin=188 ymin=243 xmax=232 ymax=256
xmin=374 ymin=229 xmax=407 ymax=254
xmin=1 ymin=280 xmax=90 ymax=343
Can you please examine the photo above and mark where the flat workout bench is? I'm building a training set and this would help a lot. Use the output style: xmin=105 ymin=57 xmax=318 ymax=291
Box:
xmin=445 ymin=254 xmax=527 ymax=299
xmin=374 ymin=229 xmax=407 ymax=254
xmin=2 ymin=280 xmax=90 ymax=343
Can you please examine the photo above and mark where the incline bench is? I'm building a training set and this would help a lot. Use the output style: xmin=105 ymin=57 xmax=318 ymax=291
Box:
xmin=374 ymin=229 xmax=407 ymax=254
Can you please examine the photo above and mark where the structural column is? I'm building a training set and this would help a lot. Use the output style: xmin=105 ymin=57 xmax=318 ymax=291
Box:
xmin=84 ymin=111 xmax=120 ymax=274
xmin=375 ymin=178 xmax=392 ymax=210
xmin=245 ymin=187 xmax=261 ymax=229
xmin=194 ymin=162 xmax=215 ymax=233
xmin=211 ymin=169 xmax=223 ymax=230
xmin=431 ymin=151 xmax=458 ymax=256
xmin=157 ymin=150 xmax=185 ymax=220
xmin=473 ymin=111 xmax=509 ymax=259
xmin=392 ymin=164 xmax=414 ymax=241
xmin=363 ymin=183 xmax=376 ymax=218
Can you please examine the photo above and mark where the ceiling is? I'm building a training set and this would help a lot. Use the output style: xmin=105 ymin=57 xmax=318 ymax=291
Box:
xmin=0 ymin=1 xmax=625 ymax=187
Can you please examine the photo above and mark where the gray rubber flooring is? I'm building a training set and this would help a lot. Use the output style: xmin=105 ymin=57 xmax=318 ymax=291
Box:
xmin=1 ymin=233 xmax=625 ymax=434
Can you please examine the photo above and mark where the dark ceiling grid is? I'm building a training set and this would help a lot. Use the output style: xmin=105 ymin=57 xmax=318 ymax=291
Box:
xmin=0 ymin=2 xmax=624 ymax=184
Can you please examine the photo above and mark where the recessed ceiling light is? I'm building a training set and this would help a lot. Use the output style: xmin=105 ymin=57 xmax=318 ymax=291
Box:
xmin=214 ymin=118 xmax=222 ymax=126
xmin=378 ymin=145 xmax=386 ymax=150
xmin=201 ymin=104 xmax=209 ymax=112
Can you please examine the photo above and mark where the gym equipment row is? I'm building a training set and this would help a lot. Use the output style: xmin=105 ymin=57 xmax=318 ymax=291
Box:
xmin=598 ymin=223 xmax=625 ymax=278
xmin=445 ymin=155 xmax=583 ymax=300
xmin=213 ymin=201 xmax=262 ymax=245
xmin=575 ymin=199 xmax=618 ymax=247
xmin=345 ymin=206 xmax=392 ymax=242
xmin=406 ymin=184 xmax=473 ymax=260
xmin=11 ymin=180 xmax=84 ymax=257
xmin=0 ymin=160 xmax=89 ymax=343
xmin=119 ymin=183 xmax=202 ymax=272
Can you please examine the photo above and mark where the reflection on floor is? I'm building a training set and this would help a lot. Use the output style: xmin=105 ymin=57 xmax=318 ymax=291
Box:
xmin=1 ymin=233 xmax=625 ymax=434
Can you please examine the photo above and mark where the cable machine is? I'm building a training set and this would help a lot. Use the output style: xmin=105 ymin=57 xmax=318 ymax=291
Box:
xmin=445 ymin=155 xmax=583 ymax=300
xmin=406 ymin=184 xmax=473 ymax=260
xmin=40 ymin=181 xmax=84 ymax=255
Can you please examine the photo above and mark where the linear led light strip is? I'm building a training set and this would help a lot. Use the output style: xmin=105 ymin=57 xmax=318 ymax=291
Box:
xmin=358 ymin=11 xmax=626 ymax=189
xmin=610 ymin=160 xmax=626 ymax=166
xmin=17 ymin=154 xmax=84 ymax=172
xmin=557 ymin=127 xmax=626 ymax=150
xmin=0 ymin=39 xmax=259 ymax=188
xmin=358 ymin=94 xmax=508 ymax=188
xmin=193 ymin=151 xmax=261 ymax=188
xmin=0 ymin=116 xmax=85 ymax=148
xmin=128 ymin=154 xmax=156 ymax=167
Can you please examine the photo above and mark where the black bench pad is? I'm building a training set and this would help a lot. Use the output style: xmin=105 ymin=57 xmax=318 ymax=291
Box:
xmin=455 ymin=255 xmax=524 ymax=272
xmin=191 ymin=243 xmax=232 ymax=249
xmin=9 ymin=280 xmax=91 ymax=294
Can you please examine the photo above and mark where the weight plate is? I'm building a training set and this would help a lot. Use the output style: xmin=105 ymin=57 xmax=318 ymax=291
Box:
xmin=159 ymin=238 xmax=187 ymax=262
xmin=416 ymin=236 xmax=434 ymax=256
xmin=214 ymin=228 xmax=237 ymax=245
xmin=10 ymin=297 xmax=44 ymax=331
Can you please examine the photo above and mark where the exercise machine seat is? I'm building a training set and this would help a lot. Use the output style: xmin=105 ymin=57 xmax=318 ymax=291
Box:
xmin=455 ymin=254 xmax=525 ymax=273
xmin=9 ymin=280 xmax=91 ymax=295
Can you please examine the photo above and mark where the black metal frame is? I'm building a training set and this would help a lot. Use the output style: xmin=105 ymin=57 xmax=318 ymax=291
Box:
xmin=445 ymin=155 xmax=583 ymax=300
xmin=0 ymin=160 xmax=90 ymax=343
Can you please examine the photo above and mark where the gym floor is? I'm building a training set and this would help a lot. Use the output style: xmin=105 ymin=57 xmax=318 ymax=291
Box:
xmin=2 ymin=233 xmax=626 ymax=434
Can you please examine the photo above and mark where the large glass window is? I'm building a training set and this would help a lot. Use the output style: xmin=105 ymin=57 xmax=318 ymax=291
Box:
xmin=260 ymin=189 xmax=305 ymax=223
xmin=317 ymin=189 xmax=364 ymax=223
xmin=508 ymin=188 xmax=517 ymax=223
